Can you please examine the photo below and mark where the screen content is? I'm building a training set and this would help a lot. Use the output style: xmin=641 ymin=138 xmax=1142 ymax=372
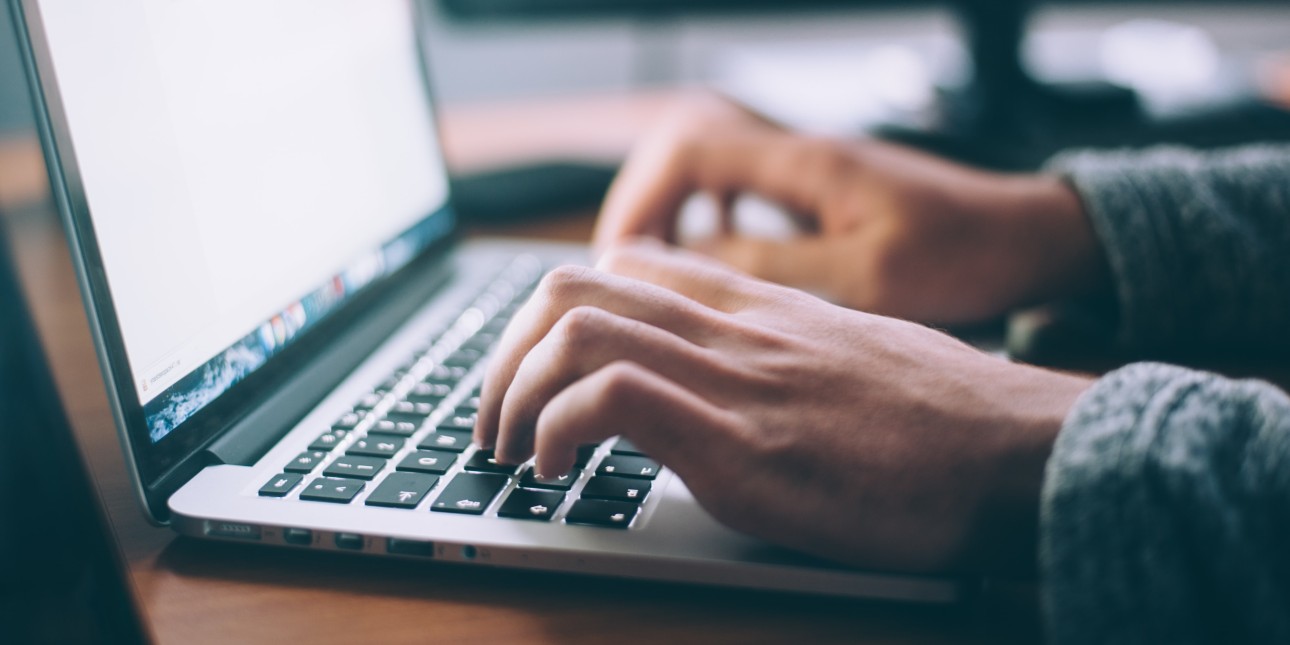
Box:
xmin=36 ymin=1 xmax=452 ymax=442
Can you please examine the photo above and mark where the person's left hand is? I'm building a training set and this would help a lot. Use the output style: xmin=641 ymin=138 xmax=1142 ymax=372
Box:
xmin=475 ymin=241 xmax=1093 ymax=574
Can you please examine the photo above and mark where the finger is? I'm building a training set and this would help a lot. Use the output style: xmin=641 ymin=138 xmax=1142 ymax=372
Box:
xmin=494 ymin=306 xmax=724 ymax=463
xmin=696 ymin=235 xmax=848 ymax=298
xmin=475 ymin=265 xmax=725 ymax=449
xmin=595 ymin=240 xmax=784 ymax=312
xmin=592 ymin=129 xmax=837 ymax=254
xmin=531 ymin=360 xmax=741 ymax=481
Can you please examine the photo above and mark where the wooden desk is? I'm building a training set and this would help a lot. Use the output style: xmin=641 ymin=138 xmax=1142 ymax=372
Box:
xmin=0 ymin=94 xmax=1040 ymax=644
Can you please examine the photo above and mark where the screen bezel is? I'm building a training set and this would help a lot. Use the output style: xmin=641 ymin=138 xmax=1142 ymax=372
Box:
xmin=12 ymin=0 xmax=462 ymax=519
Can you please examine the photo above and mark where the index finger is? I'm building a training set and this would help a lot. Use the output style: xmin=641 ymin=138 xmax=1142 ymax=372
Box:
xmin=591 ymin=120 xmax=835 ymax=254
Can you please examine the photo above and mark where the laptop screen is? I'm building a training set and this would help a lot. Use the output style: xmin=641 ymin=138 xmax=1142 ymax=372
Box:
xmin=33 ymin=0 xmax=452 ymax=444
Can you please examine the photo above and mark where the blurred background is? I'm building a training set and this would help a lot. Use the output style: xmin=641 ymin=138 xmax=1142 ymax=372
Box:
xmin=3 ymin=1 xmax=1290 ymax=217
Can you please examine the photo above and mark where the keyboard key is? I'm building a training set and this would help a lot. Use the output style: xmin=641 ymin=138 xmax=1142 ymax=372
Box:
xmin=378 ymin=374 xmax=405 ymax=391
xmin=323 ymin=455 xmax=386 ymax=480
xmin=308 ymin=429 xmax=350 ymax=451
xmin=438 ymin=415 xmax=476 ymax=431
xmin=388 ymin=400 xmax=435 ymax=418
xmin=430 ymin=473 xmax=509 ymax=515
xmin=354 ymin=392 xmax=384 ymax=411
xmin=284 ymin=450 xmax=327 ymax=474
xmin=610 ymin=438 xmax=647 ymax=456
xmin=259 ymin=473 xmax=303 ymax=497
xmin=564 ymin=499 xmax=638 ymax=528
xmin=332 ymin=412 xmax=363 ymax=431
xmin=365 ymin=472 xmax=439 ymax=509
xmin=444 ymin=348 xmax=483 ymax=368
xmin=457 ymin=395 xmax=482 ymax=411
xmin=423 ymin=365 xmax=468 ymax=384
xmin=370 ymin=419 xmax=419 ymax=437
xmin=419 ymin=429 xmax=472 ymax=453
xmin=573 ymin=443 xmax=599 ymax=468
xmin=300 ymin=478 xmax=364 ymax=504
xmin=463 ymin=449 xmax=522 ymax=475
xmin=406 ymin=382 xmax=452 ymax=404
xmin=597 ymin=455 xmax=660 ymax=480
xmin=396 ymin=450 xmax=457 ymax=475
xmin=518 ymin=467 xmax=580 ymax=491
xmin=461 ymin=332 xmax=499 ymax=353
xmin=451 ymin=407 xmax=479 ymax=422
xmin=581 ymin=476 xmax=651 ymax=503
xmin=498 ymin=488 xmax=564 ymax=522
xmin=347 ymin=434 xmax=405 ymax=458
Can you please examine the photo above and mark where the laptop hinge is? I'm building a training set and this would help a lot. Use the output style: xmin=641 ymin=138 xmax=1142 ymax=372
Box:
xmin=203 ymin=255 xmax=457 ymax=467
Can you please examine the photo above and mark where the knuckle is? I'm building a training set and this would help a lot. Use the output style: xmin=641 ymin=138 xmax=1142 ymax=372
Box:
xmin=595 ymin=244 xmax=645 ymax=276
xmin=537 ymin=264 xmax=598 ymax=306
xmin=551 ymin=305 xmax=609 ymax=348
xmin=593 ymin=361 xmax=649 ymax=413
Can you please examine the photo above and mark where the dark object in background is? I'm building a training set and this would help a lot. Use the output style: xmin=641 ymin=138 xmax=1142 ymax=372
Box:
xmin=0 ymin=219 xmax=151 ymax=644
xmin=439 ymin=0 xmax=1290 ymax=171
xmin=451 ymin=160 xmax=618 ymax=223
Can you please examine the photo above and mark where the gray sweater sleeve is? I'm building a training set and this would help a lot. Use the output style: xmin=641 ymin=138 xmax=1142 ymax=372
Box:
xmin=1045 ymin=145 xmax=1290 ymax=352
xmin=1042 ymin=363 xmax=1290 ymax=643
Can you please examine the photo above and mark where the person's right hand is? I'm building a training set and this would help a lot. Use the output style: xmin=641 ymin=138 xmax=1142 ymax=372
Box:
xmin=593 ymin=94 xmax=1109 ymax=325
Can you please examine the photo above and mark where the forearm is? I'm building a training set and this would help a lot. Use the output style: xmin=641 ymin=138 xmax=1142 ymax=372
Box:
xmin=1041 ymin=363 xmax=1290 ymax=644
xmin=1045 ymin=144 xmax=1290 ymax=352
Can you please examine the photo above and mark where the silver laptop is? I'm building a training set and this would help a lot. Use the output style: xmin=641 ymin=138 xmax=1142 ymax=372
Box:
xmin=14 ymin=0 xmax=959 ymax=602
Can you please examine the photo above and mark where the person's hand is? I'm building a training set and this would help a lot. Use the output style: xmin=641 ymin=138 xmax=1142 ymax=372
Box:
xmin=593 ymin=94 xmax=1108 ymax=325
xmin=476 ymin=241 xmax=1093 ymax=574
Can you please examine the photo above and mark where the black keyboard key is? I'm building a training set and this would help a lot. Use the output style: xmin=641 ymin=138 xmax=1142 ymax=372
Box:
xmin=424 ymin=365 xmax=469 ymax=384
xmin=463 ymin=449 xmax=522 ymax=475
xmin=597 ymin=455 xmax=660 ymax=480
xmin=430 ymin=473 xmax=509 ymax=514
xmin=347 ymin=433 xmax=405 ymax=458
xmin=323 ymin=455 xmax=387 ymax=480
xmin=518 ymin=467 xmax=580 ymax=491
xmin=299 ymin=478 xmax=364 ymax=503
xmin=369 ymin=418 xmax=419 ymax=437
xmin=284 ymin=450 xmax=327 ymax=474
xmin=332 ymin=412 xmax=363 ymax=431
xmin=438 ymin=415 xmax=476 ymax=431
xmin=419 ymin=429 xmax=472 ymax=453
xmin=443 ymin=348 xmax=483 ymax=369
xmin=610 ymin=438 xmax=647 ymax=456
xmin=457 ymin=395 xmax=482 ymax=411
xmin=581 ymin=476 xmax=651 ymax=503
xmin=451 ymin=407 xmax=479 ymax=422
xmin=365 ymin=472 xmax=439 ymax=509
xmin=406 ymin=382 xmax=453 ymax=404
xmin=378 ymin=374 xmax=404 ymax=391
xmin=259 ymin=473 xmax=303 ymax=497
xmin=564 ymin=499 xmax=638 ymax=528
xmin=498 ymin=488 xmax=564 ymax=521
xmin=396 ymin=450 xmax=457 ymax=475
xmin=388 ymin=400 xmax=435 ymax=419
xmin=573 ymin=444 xmax=599 ymax=468
xmin=354 ymin=392 xmax=384 ymax=411
xmin=308 ymin=429 xmax=350 ymax=451
xmin=461 ymin=332 xmax=499 ymax=353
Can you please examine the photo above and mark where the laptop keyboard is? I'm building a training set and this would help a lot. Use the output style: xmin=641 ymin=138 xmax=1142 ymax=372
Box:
xmin=256 ymin=257 xmax=660 ymax=530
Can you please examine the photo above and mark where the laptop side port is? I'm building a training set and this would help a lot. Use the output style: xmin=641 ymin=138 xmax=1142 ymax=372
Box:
xmin=282 ymin=528 xmax=313 ymax=546
xmin=334 ymin=532 xmax=365 ymax=550
xmin=386 ymin=538 xmax=435 ymax=557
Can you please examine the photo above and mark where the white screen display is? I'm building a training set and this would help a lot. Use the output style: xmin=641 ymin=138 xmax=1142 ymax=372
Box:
xmin=35 ymin=0 xmax=450 ymax=436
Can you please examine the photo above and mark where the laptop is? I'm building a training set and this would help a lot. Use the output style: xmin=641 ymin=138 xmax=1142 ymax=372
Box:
xmin=12 ymin=0 xmax=959 ymax=602
xmin=0 ymin=216 xmax=150 ymax=644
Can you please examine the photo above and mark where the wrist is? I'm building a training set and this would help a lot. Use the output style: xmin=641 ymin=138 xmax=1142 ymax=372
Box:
xmin=969 ymin=363 xmax=1094 ymax=576
xmin=1008 ymin=175 xmax=1112 ymax=306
